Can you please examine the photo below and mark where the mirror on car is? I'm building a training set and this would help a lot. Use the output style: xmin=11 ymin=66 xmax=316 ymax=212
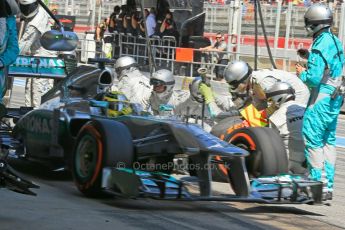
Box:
xmin=40 ymin=30 xmax=79 ymax=51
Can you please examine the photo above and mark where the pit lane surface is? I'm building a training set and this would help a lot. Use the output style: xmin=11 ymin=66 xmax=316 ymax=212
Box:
xmin=1 ymin=79 xmax=344 ymax=230
xmin=1 ymin=158 xmax=344 ymax=230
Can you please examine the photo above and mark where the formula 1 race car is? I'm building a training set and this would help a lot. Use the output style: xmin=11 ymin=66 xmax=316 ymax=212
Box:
xmin=6 ymin=60 xmax=323 ymax=203
xmin=0 ymin=29 xmax=324 ymax=204
xmin=8 ymin=56 xmax=251 ymax=197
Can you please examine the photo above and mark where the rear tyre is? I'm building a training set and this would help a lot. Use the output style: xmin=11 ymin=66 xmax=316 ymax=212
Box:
xmin=71 ymin=119 xmax=134 ymax=197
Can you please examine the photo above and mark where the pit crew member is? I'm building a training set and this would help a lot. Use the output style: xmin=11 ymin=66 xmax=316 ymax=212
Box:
xmin=0 ymin=0 xmax=19 ymax=104
xmin=19 ymin=0 xmax=54 ymax=108
xmin=265 ymin=81 xmax=307 ymax=174
xmin=111 ymin=56 xmax=152 ymax=111
xmin=149 ymin=69 xmax=188 ymax=115
xmin=224 ymin=60 xmax=310 ymax=109
xmin=295 ymin=3 xmax=345 ymax=199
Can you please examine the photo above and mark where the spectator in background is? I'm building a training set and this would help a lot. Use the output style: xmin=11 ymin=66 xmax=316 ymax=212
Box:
xmin=94 ymin=18 xmax=108 ymax=58
xmin=159 ymin=11 xmax=179 ymax=42
xmin=95 ymin=18 xmax=107 ymax=42
xmin=138 ymin=9 xmax=149 ymax=37
xmin=116 ymin=5 xmax=126 ymax=34
xmin=129 ymin=10 xmax=140 ymax=36
xmin=108 ymin=5 xmax=120 ymax=33
xmin=199 ymin=32 xmax=228 ymax=80
xmin=95 ymin=18 xmax=114 ymax=59
xmin=123 ymin=6 xmax=134 ymax=34
xmin=146 ymin=7 xmax=156 ymax=37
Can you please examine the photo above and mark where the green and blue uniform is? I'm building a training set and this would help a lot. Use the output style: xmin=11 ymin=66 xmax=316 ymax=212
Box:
xmin=0 ymin=16 xmax=19 ymax=101
xmin=300 ymin=29 xmax=345 ymax=190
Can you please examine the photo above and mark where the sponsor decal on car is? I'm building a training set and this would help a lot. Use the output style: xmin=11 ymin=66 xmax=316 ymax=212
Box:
xmin=9 ymin=55 xmax=66 ymax=77
xmin=25 ymin=116 xmax=52 ymax=135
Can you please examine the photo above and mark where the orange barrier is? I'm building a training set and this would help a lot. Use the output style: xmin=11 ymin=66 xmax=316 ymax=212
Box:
xmin=175 ymin=48 xmax=194 ymax=63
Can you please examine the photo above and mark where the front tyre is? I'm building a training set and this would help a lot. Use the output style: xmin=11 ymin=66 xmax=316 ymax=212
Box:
xmin=72 ymin=119 xmax=134 ymax=197
xmin=225 ymin=127 xmax=288 ymax=177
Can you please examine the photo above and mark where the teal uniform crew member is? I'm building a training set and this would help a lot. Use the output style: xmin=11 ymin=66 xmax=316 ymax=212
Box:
xmin=0 ymin=0 xmax=19 ymax=101
xmin=296 ymin=3 xmax=345 ymax=198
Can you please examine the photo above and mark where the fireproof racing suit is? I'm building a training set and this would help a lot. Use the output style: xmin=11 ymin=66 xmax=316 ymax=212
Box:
xmin=19 ymin=5 xmax=54 ymax=108
xmin=149 ymin=89 xmax=190 ymax=116
xmin=300 ymin=29 xmax=345 ymax=191
xmin=0 ymin=16 xmax=19 ymax=101
xmin=269 ymin=100 xmax=307 ymax=174
xmin=251 ymin=69 xmax=310 ymax=108
xmin=202 ymin=69 xmax=309 ymax=118
xmin=113 ymin=67 xmax=152 ymax=111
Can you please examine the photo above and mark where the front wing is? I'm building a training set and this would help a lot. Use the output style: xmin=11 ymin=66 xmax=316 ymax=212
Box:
xmin=101 ymin=167 xmax=323 ymax=205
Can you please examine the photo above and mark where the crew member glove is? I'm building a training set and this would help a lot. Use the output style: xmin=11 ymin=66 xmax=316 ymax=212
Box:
xmin=198 ymin=83 xmax=215 ymax=104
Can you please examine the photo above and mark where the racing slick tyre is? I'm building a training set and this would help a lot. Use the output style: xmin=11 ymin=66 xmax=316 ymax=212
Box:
xmin=72 ymin=119 xmax=134 ymax=197
xmin=227 ymin=157 xmax=250 ymax=197
xmin=209 ymin=116 xmax=245 ymax=182
xmin=225 ymin=127 xmax=288 ymax=178
xmin=210 ymin=116 xmax=244 ymax=139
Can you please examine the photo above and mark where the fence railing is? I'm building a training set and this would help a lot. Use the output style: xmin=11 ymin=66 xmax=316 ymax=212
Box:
xmin=77 ymin=32 xmax=299 ymax=79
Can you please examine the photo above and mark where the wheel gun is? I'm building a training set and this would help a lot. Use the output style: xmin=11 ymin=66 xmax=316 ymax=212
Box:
xmin=197 ymin=67 xmax=210 ymax=129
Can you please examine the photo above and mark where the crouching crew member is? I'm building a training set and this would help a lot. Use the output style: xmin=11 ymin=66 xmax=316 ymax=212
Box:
xmin=265 ymin=82 xmax=307 ymax=174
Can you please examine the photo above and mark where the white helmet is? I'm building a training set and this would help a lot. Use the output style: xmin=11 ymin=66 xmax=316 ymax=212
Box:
xmin=19 ymin=0 xmax=39 ymax=18
xmin=150 ymin=69 xmax=175 ymax=100
xmin=304 ymin=3 xmax=333 ymax=36
xmin=265 ymin=82 xmax=295 ymax=107
xmin=115 ymin=56 xmax=138 ymax=76
xmin=224 ymin=60 xmax=252 ymax=88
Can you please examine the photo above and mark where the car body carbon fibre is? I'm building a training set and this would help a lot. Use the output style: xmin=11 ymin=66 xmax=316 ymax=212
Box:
xmin=3 ymin=59 xmax=323 ymax=204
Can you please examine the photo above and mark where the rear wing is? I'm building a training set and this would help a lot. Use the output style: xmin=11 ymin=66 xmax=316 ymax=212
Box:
xmin=8 ymin=55 xmax=66 ymax=79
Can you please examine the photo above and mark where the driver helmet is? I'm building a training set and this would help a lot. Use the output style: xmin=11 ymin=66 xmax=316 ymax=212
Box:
xmin=114 ymin=56 xmax=138 ymax=76
xmin=19 ymin=0 xmax=39 ymax=19
xmin=102 ymin=91 xmax=132 ymax=117
xmin=265 ymin=81 xmax=295 ymax=107
xmin=304 ymin=3 xmax=333 ymax=36
xmin=189 ymin=77 xmax=204 ymax=103
xmin=150 ymin=69 xmax=175 ymax=100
